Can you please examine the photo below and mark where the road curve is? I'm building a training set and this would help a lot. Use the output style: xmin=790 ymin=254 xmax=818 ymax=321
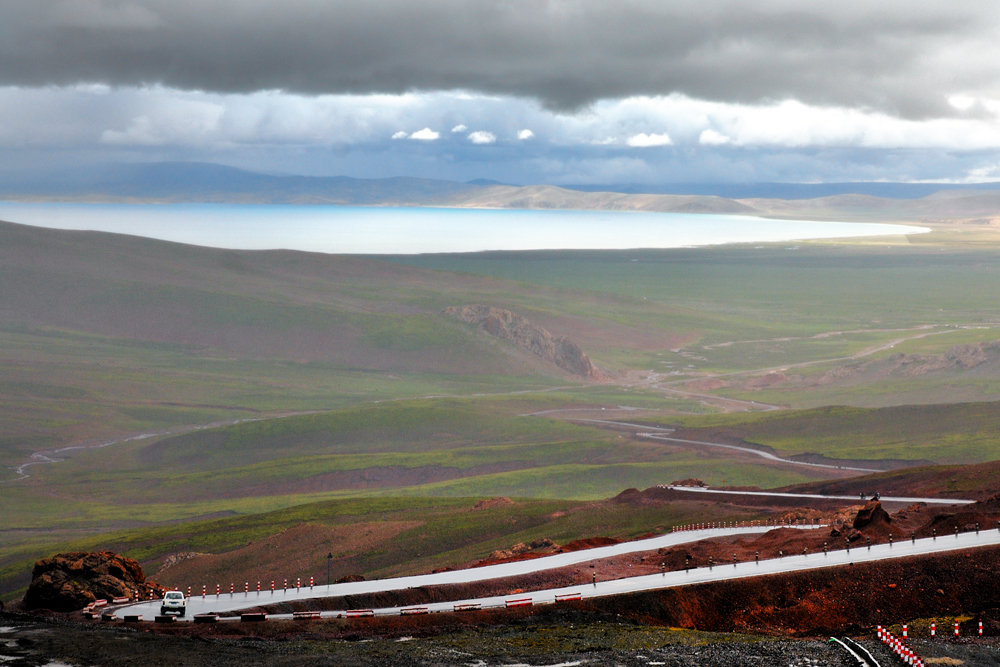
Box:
xmin=115 ymin=524 xmax=998 ymax=621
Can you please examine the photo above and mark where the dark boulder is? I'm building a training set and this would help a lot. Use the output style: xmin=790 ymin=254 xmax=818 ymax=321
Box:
xmin=23 ymin=551 xmax=164 ymax=612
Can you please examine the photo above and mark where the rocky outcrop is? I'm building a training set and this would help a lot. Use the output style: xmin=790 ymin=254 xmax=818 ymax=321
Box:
xmin=821 ymin=341 xmax=1000 ymax=382
xmin=442 ymin=305 xmax=603 ymax=379
xmin=853 ymin=500 xmax=892 ymax=530
xmin=23 ymin=551 xmax=163 ymax=612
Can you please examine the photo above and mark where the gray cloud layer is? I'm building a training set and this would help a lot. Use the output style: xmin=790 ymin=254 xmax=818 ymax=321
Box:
xmin=2 ymin=1 xmax=998 ymax=116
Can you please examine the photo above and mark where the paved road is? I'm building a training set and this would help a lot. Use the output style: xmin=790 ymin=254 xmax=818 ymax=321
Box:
xmin=661 ymin=485 xmax=976 ymax=506
xmin=114 ymin=525 xmax=806 ymax=620
xmin=115 ymin=524 xmax=998 ymax=621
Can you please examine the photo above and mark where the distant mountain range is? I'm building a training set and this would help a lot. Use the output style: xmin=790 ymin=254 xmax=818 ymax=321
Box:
xmin=3 ymin=161 xmax=1000 ymax=202
xmin=560 ymin=181 xmax=1000 ymax=200
xmin=2 ymin=162 xmax=1000 ymax=223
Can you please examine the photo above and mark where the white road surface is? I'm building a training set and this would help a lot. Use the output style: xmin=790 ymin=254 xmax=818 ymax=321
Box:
xmin=661 ymin=485 xmax=976 ymax=506
xmin=114 ymin=523 xmax=999 ymax=621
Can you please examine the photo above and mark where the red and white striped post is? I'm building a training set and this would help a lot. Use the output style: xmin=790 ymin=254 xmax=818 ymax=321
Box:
xmin=310 ymin=576 xmax=314 ymax=589
xmin=202 ymin=585 xmax=206 ymax=598
xmin=216 ymin=584 xmax=220 ymax=598
xmin=955 ymin=620 xmax=960 ymax=637
xmin=257 ymin=581 xmax=261 ymax=593
xmin=980 ymin=620 xmax=984 ymax=636
xmin=283 ymin=579 xmax=288 ymax=592
xmin=270 ymin=580 xmax=275 ymax=594
xmin=931 ymin=622 xmax=936 ymax=637
xmin=296 ymin=578 xmax=301 ymax=590
xmin=133 ymin=589 xmax=138 ymax=600
xmin=244 ymin=581 xmax=249 ymax=596
xmin=187 ymin=586 xmax=191 ymax=597
xmin=230 ymin=583 xmax=234 ymax=597
xmin=903 ymin=624 xmax=908 ymax=639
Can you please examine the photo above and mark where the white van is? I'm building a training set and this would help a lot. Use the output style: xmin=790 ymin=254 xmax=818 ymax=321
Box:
xmin=160 ymin=591 xmax=186 ymax=616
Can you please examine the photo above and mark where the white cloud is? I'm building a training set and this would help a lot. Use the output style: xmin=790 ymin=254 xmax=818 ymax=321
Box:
xmin=409 ymin=127 xmax=440 ymax=140
xmin=626 ymin=132 xmax=673 ymax=147
xmin=591 ymin=137 xmax=617 ymax=145
xmin=467 ymin=130 xmax=496 ymax=144
xmin=391 ymin=131 xmax=408 ymax=139
xmin=517 ymin=129 xmax=534 ymax=140
xmin=451 ymin=124 xmax=467 ymax=132
xmin=949 ymin=95 xmax=977 ymax=111
xmin=699 ymin=129 xmax=731 ymax=145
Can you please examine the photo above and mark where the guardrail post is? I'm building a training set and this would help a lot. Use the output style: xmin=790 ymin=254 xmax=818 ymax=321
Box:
xmin=931 ymin=622 xmax=935 ymax=637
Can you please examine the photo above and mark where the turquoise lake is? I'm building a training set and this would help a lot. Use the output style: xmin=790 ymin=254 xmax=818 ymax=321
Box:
xmin=0 ymin=203 xmax=929 ymax=254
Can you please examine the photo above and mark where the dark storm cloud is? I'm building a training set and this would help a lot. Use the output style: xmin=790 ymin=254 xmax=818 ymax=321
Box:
xmin=1 ymin=1 xmax=997 ymax=116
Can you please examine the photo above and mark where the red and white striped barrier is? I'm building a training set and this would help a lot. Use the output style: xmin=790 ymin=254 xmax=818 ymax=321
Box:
xmin=554 ymin=592 xmax=582 ymax=602
xmin=112 ymin=597 xmax=130 ymax=605
xmin=293 ymin=610 xmax=322 ymax=619
xmin=92 ymin=599 xmax=107 ymax=608
xmin=400 ymin=606 xmax=429 ymax=615
xmin=505 ymin=597 xmax=532 ymax=608
xmin=346 ymin=609 xmax=374 ymax=617
xmin=454 ymin=603 xmax=481 ymax=612
xmin=879 ymin=626 xmax=925 ymax=667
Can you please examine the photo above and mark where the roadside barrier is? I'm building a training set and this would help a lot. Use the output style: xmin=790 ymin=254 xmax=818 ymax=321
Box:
xmin=505 ymin=597 xmax=532 ymax=608
xmin=930 ymin=622 xmax=935 ymax=637
xmin=193 ymin=613 xmax=219 ymax=624
xmin=555 ymin=592 xmax=582 ymax=602
xmin=293 ymin=611 xmax=322 ymax=620
xmin=123 ymin=614 xmax=142 ymax=622
xmin=112 ymin=597 xmax=130 ymax=604
xmin=346 ymin=609 xmax=374 ymax=617
xmin=454 ymin=603 xmax=480 ymax=612
xmin=92 ymin=599 xmax=107 ymax=608
xmin=154 ymin=615 xmax=176 ymax=624
xmin=878 ymin=625 xmax=925 ymax=667
xmin=400 ymin=606 xmax=429 ymax=615
xmin=955 ymin=621 xmax=960 ymax=637
xmin=241 ymin=612 xmax=267 ymax=622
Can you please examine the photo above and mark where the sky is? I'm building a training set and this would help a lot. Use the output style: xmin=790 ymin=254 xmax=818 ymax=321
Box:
xmin=3 ymin=1 xmax=1000 ymax=185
